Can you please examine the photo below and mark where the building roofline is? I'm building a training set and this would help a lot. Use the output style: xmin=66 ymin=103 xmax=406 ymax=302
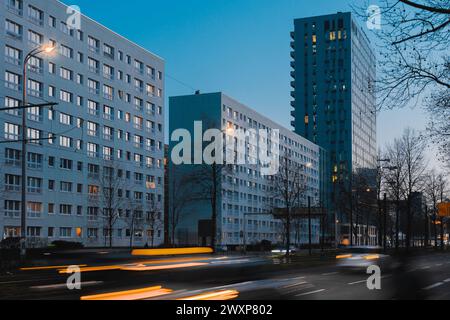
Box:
xmin=57 ymin=0 xmax=164 ymax=62
xmin=294 ymin=11 xmax=351 ymax=22
xmin=170 ymin=92 xmax=319 ymax=148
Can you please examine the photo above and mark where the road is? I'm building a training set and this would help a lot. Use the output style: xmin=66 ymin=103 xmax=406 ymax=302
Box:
xmin=1 ymin=251 xmax=450 ymax=300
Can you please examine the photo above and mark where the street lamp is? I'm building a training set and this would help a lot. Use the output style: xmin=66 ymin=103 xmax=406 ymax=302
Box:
xmin=20 ymin=44 xmax=55 ymax=258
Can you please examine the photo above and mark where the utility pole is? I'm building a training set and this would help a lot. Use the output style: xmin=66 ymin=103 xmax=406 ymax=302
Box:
xmin=308 ymin=196 xmax=312 ymax=256
xmin=383 ymin=193 xmax=387 ymax=252
xmin=19 ymin=45 xmax=55 ymax=258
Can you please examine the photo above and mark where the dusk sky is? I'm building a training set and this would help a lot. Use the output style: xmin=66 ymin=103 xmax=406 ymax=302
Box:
xmin=63 ymin=0 xmax=435 ymax=168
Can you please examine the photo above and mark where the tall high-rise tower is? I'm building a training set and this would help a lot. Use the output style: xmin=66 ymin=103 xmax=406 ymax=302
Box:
xmin=290 ymin=12 xmax=377 ymax=231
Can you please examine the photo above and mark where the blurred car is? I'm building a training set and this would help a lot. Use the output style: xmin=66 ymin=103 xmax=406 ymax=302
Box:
xmin=335 ymin=246 xmax=391 ymax=270
xmin=271 ymin=246 xmax=297 ymax=254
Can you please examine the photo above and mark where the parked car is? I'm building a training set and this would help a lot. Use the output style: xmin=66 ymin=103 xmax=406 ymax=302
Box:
xmin=271 ymin=246 xmax=297 ymax=254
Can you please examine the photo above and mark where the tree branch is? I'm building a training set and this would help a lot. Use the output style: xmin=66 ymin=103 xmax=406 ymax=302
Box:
xmin=399 ymin=0 xmax=450 ymax=14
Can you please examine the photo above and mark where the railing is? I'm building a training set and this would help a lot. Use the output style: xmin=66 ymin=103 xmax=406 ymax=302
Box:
xmin=7 ymin=4 xmax=23 ymax=16
xmin=4 ymin=80 xmax=20 ymax=91
xmin=6 ymin=30 xmax=22 ymax=40
xmin=5 ymin=56 xmax=20 ymax=66
xmin=5 ymin=184 xmax=20 ymax=192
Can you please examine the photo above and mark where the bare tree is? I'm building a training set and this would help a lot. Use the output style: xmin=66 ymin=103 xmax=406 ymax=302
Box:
xmin=353 ymin=0 xmax=450 ymax=160
xmin=353 ymin=0 xmax=450 ymax=108
xmin=268 ymin=153 xmax=308 ymax=257
xmin=144 ymin=197 xmax=163 ymax=248
xmin=168 ymin=165 xmax=196 ymax=247
xmin=400 ymin=128 xmax=428 ymax=251
xmin=384 ymin=139 xmax=407 ymax=250
xmin=190 ymin=162 xmax=231 ymax=250
xmin=94 ymin=161 xmax=128 ymax=248
xmin=424 ymin=168 xmax=442 ymax=247
xmin=123 ymin=199 xmax=143 ymax=249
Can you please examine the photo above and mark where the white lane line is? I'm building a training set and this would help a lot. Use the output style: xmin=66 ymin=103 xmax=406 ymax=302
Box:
xmin=423 ymin=282 xmax=444 ymax=291
xmin=296 ymin=289 xmax=326 ymax=297
xmin=31 ymin=281 xmax=103 ymax=290
xmin=443 ymin=279 xmax=450 ymax=283
xmin=421 ymin=266 xmax=431 ymax=270
xmin=435 ymin=264 xmax=443 ymax=267
xmin=348 ymin=279 xmax=366 ymax=285
xmin=322 ymin=272 xmax=339 ymax=276
xmin=282 ymin=282 xmax=308 ymax=289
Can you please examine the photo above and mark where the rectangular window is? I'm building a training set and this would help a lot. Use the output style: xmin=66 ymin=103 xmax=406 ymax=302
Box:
xmin=5 ymin=71 xmax=21 ymax=90
xmin=28 ymin=5 xmax=43 ymax=26
xmin=60 ymin=67 xmax=73 ymax=80
xmin=59 ymin=90 xmax=73 ymax=103
xmin=59 ymin=227 xmax=72 ymax=238
xmin=5 ymin=45 xmax=21 ymax=65
xmin=5 ymin=19 xmax=22 ymax=39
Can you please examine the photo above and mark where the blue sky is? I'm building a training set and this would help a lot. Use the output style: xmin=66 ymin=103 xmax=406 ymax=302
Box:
xmin=63 ymin=0 xmax=431 ymax=164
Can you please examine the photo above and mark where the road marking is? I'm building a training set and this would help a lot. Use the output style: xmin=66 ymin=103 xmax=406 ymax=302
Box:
xmin=296 ymin=289 xmax=326 ymax=297
xmin=435 ymin=264 xmax=443 ymax=267
xmin=31 ymin=281 xmax=103 ymax=290
xmin=423 ymin=282 xmax=444 ymax=291
xmin=443 ymin=279 xmax=450 ymax=283
xmin=282 ymin=281 xmax=308 ymax=289
xmin=348 ymin=279 xmax=366 ymax=285
xmin=322 ymin=272 xmax=339 ymax=276
xmin=421 ymin=266 xmax=431 ymax=270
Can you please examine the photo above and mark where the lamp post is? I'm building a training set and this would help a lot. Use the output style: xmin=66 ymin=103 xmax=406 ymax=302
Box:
xmin=20 ymin=45 xmax=55 ymax=258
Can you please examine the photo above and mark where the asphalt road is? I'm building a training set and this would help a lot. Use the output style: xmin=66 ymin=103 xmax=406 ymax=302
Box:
xmin=1 ymin=251 xmax=450 ymax=300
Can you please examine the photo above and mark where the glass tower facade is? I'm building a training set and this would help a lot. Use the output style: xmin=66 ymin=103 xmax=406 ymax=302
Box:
xmin=290 ymin=12 xmax=377 ymax=229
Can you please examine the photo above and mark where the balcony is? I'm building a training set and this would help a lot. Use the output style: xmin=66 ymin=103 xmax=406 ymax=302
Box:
xmin=5 ymin=158 xmax=21 ymax=167
xmin=290 ymin=61 xmax=295 ymax=69
xmin=103 ymin=113 xmax=114 ymax=121
xmin=27 ymin=88 xmax=43 ymax=98
xmin=87 ymin=151 xmax=99 ymax=158
xmin=5 ymin=184 xmax=20 ymax=192
xmin=7 ymin=4 xmax=23 ymax=16
xmin=5 ymin=210 xmax=20 ymax=219
xmin=5 ymin=56 xmax=21 ymax=66
xmin=103 ymin=133 xmax=113 ymax=141
xmin=4 ymin=80 xmax=20 ymax=91
xmin=28 ymin=64 xmax=43 ymax=75
xmin=103 ymin=72 xmax=114 ymax=80
xmin=290 ymin=51 xmax=295 ymax=59
xmin=6 ymin=30 xmax=22 ymax=40
xmin=103 ymin=92 xmax=114 ymax=101
xmin=88 ymin=87 xmax=99 ymax=95
xmin=89 ymin=66 xmax=99 ymax=74
xmin=27 ymin=186 xmax=42 ymax=194
xmin=27 ymin=162 xmax=43 ymax=170
xmin=135 ymin=86 xmax=144 ymax=93
xmin=88 ymin=45 xmax=99 ymax=54
xmin=88 ymin=173 xmax=99 ymax=180
xmin=28 ymin=16 xmax=43 ymax=27
xmin=103 ymin=51 xmax=114 ymax=60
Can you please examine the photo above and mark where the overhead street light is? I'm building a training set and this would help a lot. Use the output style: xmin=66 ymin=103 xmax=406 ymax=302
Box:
xmin=20 ymin=43 xmax=56 ymax=258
